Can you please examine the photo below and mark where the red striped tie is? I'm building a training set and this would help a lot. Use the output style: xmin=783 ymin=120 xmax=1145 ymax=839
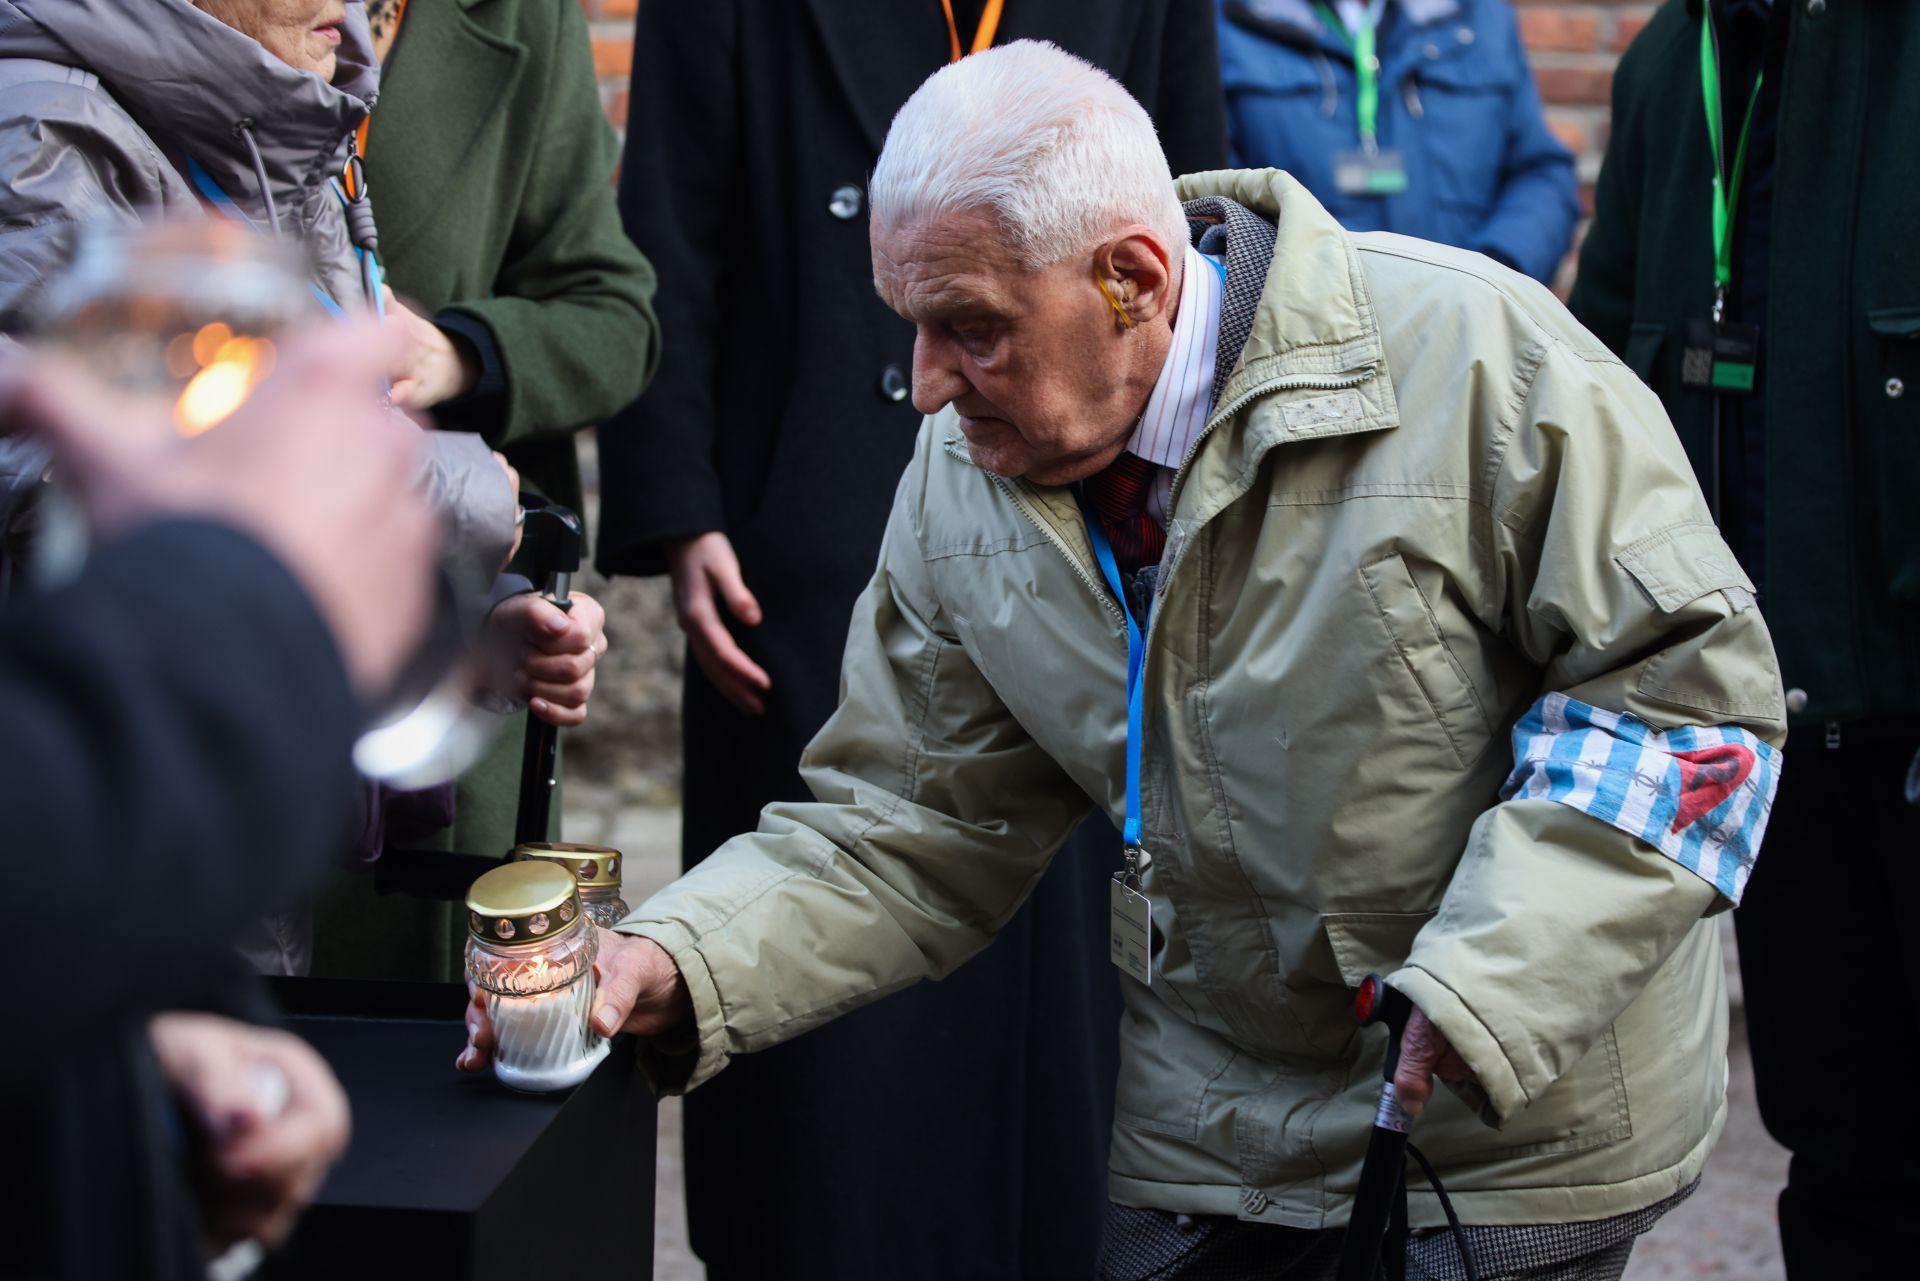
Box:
xmin=1084 ymin=450 xmax=1165 ymax=575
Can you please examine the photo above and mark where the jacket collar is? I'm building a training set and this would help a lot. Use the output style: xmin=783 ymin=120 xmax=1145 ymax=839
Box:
xmin=363 ymin=0 xmax=524 ymax=250
xmin=802 ymin=0 xmax=960 ymax=155
xmin=3 ymin=0 xmax=378 ymax=224
xmin=1175 ymin=168 xmax=1396 ymax=447
xmin=802 ymin=0 xmax=1087 ymax=155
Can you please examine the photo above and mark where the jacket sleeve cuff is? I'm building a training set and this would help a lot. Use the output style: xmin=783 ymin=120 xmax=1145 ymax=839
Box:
xmin=430 ymin=310 xmax=511 ymax=444
xmin=1386 ymin=964 xmax=1528 ymax=1128
xmin=613 ymin=917 xmax=731 ymax=1095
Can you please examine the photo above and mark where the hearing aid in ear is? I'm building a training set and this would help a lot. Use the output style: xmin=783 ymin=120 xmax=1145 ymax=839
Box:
xmin=1094 ymin=262 xmax=1137 ymax=329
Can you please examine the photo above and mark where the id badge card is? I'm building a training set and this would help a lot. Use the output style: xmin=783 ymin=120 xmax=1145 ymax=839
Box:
xmin=1682 ymin=318 xmax=1760 ymax=392
xmin=1109 ymin=875 xmax=1153 ymax=984
xmin=1334 ymin=148 xmax=1409 ymax=196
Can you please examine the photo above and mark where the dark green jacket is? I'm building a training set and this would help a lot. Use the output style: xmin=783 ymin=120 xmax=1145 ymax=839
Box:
xmin=364 ymin=0 xmax=660 ymax=514
xmin=1570 ymin=0 xmax=1920 ymax=727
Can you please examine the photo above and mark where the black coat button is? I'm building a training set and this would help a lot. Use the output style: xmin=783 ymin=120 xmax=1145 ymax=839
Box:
xmin=829 ymin=185 xmax=863 ymax=220
xmin=877 ymin=364 xmax=910 ymax=403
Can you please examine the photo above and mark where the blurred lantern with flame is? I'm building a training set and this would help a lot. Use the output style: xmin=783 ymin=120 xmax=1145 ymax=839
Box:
xmin=30 ymin=218 xmax=510 ymax=792
xmin=25 ymin=219 xmax=318 ymax=581
xmin=465 ymin=861 xmax=609 ymax=1093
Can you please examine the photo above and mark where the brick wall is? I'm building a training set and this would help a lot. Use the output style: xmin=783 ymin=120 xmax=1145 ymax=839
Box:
xmin=577 ymin=0 xmax=1655 ymax=278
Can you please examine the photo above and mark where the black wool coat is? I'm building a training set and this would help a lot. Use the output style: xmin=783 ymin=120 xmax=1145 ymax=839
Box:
xmin=595 ymin=3 xmax=1227 ymax=1278
xmin=1 ymin=522 xmax=360 ymax=1280
xmin=1570 ymin=0 xmax=1920 ymax=727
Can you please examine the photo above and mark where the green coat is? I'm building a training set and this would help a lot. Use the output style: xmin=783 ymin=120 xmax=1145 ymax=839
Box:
xmin=1569 ymin=0 xmax=1920 ymax=727
xmin=621 ymin=170 xmax=1787 ymax=1226
xmin=312 ymin=0 xmax=658 ymax=981
xmin=364 ymin=0 xmax=660 ymax=515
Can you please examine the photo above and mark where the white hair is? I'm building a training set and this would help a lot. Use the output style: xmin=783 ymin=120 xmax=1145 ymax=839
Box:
xmin=869 ymin=40 xmax=1189 ymax=270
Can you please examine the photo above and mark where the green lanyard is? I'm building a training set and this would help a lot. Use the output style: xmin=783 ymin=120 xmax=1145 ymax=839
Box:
xmin=1700 ymin=6 xmax=1764 ymax=323
xmin=1315 ymin=0 xmax=1386 ymax=153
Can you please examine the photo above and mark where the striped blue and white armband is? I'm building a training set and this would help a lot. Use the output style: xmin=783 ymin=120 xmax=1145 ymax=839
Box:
xmin=1499 ymin=693 xmax=1781 ymax=903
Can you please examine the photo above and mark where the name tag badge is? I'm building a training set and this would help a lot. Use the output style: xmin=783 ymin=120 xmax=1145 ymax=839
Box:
xmin=1109 ymin=875 xmax=1153 ymax=984
xmin=1334 ymin=149 xmax=1409 ymax=197
xmin=1682 ymin=318 xmax=1760 ymax=393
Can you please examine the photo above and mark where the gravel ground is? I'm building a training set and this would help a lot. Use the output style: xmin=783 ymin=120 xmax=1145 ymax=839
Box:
xmin=564 ymin=791 xmax=1787 ymax=1281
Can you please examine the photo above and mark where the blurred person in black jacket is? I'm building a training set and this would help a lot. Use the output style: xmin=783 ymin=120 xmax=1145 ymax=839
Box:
xmin=0 ymin=322 xmax=437 ymax=1281
xmin=594 ymin=2 xmax=1228 ymax=1277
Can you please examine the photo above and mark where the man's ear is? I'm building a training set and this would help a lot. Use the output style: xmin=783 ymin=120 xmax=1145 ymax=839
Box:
xmin=1095 ymin=228 xmax=1177 ymax=328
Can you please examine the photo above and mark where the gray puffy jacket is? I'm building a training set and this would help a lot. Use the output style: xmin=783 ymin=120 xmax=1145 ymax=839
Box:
xmin=0 ymin=0 xmax=512 ymax=592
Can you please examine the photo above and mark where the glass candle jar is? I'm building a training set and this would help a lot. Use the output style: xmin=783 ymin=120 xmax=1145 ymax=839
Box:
xmin=512 ymin=842 xmax=629 ymax=929
xmin=464 ymin=862 xmax=609 ymax=1093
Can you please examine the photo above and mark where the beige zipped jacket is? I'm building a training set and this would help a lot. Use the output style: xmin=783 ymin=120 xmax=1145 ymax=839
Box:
xmin=620 ymin=169 xmax=1788 ymax=1228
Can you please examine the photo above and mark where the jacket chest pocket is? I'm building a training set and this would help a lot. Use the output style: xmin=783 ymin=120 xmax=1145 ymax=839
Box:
xmin=1359 ymin=552 xmax=1493 ymax=768
xmin=1409 ymin=56 xmax=1511 ymax=217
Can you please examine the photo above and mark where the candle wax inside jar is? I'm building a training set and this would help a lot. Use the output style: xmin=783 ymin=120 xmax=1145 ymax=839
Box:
xmin=487 ymin=978 xmax=608 ymax=1093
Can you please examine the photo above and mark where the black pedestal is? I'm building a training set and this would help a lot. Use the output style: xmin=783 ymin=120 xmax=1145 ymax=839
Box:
xmin=261 ymin=979 xmax=656 ymax=1281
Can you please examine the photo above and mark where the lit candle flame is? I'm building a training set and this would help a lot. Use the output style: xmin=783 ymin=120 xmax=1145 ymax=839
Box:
xmin=173 ymin=335 xmax=275 ymax=437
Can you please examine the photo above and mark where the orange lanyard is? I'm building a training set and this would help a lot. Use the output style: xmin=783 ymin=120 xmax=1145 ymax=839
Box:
xmin=351 ymin=0 xmax=411 ymax=168
xmin=940 ymin=0 xmax=1004 ymax=62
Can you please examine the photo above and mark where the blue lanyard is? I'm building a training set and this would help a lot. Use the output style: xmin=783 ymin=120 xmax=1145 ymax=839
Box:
xmin=1082 ymin=251 xmax=1224 ymax=853
xmin=1083 ymin=508 xmax=1148 ymax=851
xmin=183 ymin=155 xmax=374 ymax=320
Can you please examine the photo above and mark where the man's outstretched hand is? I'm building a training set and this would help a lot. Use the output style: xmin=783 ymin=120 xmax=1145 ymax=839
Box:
xmin=457 ymin=927 xmax=692 ymax=1072
xmin=1392 ymin=1006 xmax=1476 ymax=1118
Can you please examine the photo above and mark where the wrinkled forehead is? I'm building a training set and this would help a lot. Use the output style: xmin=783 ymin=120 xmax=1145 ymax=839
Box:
xmin=870 ymin=210 xmax=1032 ymax=322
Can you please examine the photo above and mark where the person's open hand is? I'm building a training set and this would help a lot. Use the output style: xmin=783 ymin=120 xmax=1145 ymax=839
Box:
xmin=666 ymin=532 xmax=769 ymax=715
xmin=485 ymin=590 xmax=608 ymax=726
xmin=383 ymin=287 xmax=478 ymax=410
xmin=1392 ymin=1006 xmax=1476 ymax=1119
xmin=148 ymin=1013 xmax=351 ymax=1254
xmin=458 ymin=927 xmax=691 ymax=1072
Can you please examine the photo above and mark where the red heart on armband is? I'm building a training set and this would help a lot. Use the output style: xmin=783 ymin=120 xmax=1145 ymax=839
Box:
xmin=1669 ymin=744 xmax=1757 ymax=833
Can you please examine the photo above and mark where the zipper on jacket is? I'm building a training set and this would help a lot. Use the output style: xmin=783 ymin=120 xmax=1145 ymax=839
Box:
xmin=1161 ymin=365 xmax=1380 ymax=540
xmin=972 ymin=463 xmax=1128 ymax=632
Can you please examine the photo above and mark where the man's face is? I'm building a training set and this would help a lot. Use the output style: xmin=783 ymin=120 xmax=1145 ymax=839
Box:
xmin=873 ymin=211 xmax=1159 ymax=486
xmin=194 ymin=0 xmax=348 ymax=81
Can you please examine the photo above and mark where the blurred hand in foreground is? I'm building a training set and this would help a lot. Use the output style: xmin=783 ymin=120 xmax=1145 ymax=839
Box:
xmin=0 ymin=322 xmax=440 ymax=701
xmin=458 ymin=926 xmax=691 ymax=1073
xmin=148 ymin=1012 xmax=351 ymax=1254
xmin=484 ymin=589 xmax=607 ymax=726
xmin=666 ymin=531 xmax=769 ymax=715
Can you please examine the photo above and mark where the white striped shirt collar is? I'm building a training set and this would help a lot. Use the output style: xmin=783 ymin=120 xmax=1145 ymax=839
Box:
xmin=1126 ymin=242 xmax=1224 ymax=523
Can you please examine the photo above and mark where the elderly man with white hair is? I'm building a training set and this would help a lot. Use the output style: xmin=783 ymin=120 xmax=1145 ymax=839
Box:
xmin=465 ymin=40 xmax=1786 ymax=1280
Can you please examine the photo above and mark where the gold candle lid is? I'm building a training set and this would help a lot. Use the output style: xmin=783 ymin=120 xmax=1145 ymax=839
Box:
xmin=466 ymin=861 xmax=582 ymax=946
xmin=512 ymin=842 xmax=622 ymax=889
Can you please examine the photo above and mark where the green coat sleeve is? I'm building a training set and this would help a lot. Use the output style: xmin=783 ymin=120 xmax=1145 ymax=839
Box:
xmin=615 ymin=436 xmax=1092 ymax=1093
xmin=437 ymin=0 xmax=660 ymax=449
xmin=1391 ymin=340 xmax=1786 ymax=1126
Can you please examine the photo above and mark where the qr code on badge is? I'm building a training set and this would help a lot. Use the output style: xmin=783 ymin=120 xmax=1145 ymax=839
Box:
xmin=1683 ymin=347 xmax=1714 ymax=385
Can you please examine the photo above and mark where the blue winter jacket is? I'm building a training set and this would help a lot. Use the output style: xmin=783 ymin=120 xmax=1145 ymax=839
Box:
xmin=1217 ymin=0 xmax=1578 ymax=283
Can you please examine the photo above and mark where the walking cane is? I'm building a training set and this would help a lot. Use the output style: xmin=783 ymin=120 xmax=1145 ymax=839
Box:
xmin=513 ymin=495 xmax=583 ymax=848
xmin=1337 ymin=973 xmax=1415 ymax=1281
xmin=1335 ymin=975 xmax=1481 ymax=1281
